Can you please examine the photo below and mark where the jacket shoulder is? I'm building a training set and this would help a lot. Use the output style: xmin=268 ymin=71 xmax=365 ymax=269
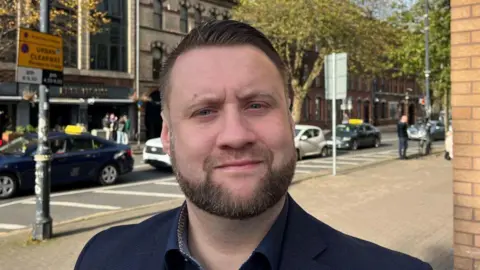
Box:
xmin=74 ymin=207 xmax=179 ymax=270
xmin=321 ymin=224 xmax=432 ymax=270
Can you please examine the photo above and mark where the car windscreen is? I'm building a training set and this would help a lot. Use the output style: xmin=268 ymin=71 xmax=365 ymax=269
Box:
xmin=295 ymin=129 xmax=302 ymax=137
xmin=0 ymin=136 xmax=37 ymax=154
xmin=336 ymin=125 xmax=356 ymax=136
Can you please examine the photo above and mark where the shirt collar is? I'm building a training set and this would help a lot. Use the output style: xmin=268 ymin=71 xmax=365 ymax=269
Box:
xmin=164 ymin=197 xmax=290 ymax=270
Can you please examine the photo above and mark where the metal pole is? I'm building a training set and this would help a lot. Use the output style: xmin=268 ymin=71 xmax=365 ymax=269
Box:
xmin=332 ymin=53 xmax=337 ymax=176
xmin=136 ymin=0 xmax=141 ymax=146
xmin=424 ymin=0 xmax=430 ymax=120
xmin=32 ymin=0 xmax=52 ymax=240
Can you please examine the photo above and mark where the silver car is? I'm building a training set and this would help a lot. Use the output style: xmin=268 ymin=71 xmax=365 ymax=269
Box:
xmin=407 ymin=121 xmax=446 ymax=141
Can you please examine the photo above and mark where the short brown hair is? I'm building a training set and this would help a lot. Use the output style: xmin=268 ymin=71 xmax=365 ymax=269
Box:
xmin=159 ymin=19 xmax=288 ymax=115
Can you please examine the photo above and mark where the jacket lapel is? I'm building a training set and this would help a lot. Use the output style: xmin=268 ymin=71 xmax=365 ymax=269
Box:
xmin=279 ymin=195 xmax=332 ymax=270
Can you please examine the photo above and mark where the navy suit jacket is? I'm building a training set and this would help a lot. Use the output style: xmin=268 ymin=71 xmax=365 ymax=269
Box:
xmin=75 ymin=195 xmax=432 ymax=270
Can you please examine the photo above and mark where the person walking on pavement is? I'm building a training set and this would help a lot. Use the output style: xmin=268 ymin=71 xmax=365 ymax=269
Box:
xmin=116 ymin=116 xmax=126 ymax=144
xmin=102 ymin=113 xmax=110 ymax=140
xmin=75 ymin=20 xmax=432 ymax=270
xmin=397 ymin=115 xmax=409 ymax=160
xmin=123 ymin=115 xmax=131 ymax=144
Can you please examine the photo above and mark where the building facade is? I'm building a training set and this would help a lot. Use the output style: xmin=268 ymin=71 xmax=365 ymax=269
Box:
xmin=451 ymin=0 xmax=480 ymax=268
xmin=299 ymin=68 xmax=423 ymax=129
xmin=138 ymin=0 xmax=237 ymax=140
xmin=0 ymin=0 xmax=137 ymax=133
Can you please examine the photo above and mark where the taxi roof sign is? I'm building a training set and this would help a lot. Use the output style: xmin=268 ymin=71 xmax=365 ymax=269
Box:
xmin=348 ymin=119 xmax=363 ymax=125
xmin=64 ymin=125 xmax=86 ymax=135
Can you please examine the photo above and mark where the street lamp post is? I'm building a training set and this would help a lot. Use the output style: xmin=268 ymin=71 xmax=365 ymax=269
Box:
xmin=424 ymin=0 xmax=431 ymax=120
xmin=32 ymin=0 xmax=53 ymax=240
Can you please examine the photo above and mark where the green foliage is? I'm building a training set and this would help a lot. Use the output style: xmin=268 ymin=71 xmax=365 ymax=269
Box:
xmin=232 ymin=0 xmax=399 ymax=122
xmin=386 ymin=0 xmax=450 ymax=107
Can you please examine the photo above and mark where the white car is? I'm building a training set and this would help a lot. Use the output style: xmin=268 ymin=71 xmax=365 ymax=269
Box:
xmin=294 ymin=124 xmax=328 ymax=160
xmin=142 ymin=138 xmax=172 ymax=170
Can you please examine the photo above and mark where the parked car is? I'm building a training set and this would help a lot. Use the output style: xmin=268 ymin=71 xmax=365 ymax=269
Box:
xmin=294 ymin=125 xmax=328 ymax=160
xmin=407 ymin=120 xmax=446 ymax=141
xmin=326 ymin=120 xmax=382 ymax=151
xmin=143 ymin=137 xmax=171 ymax=170
xmin=0 ymin=126 xmax=134 ymax=199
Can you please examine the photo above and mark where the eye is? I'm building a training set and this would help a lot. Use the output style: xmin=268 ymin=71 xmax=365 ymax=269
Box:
xmin=247 ymin=103 xmax=267 ymax=110
xmin=193 ymin=108 xmax=215 ymax=117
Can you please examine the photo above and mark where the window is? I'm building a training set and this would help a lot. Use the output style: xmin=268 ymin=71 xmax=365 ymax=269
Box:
xmin=50 ymin=138 xmax=67 ymax=154
xmin=194 ymin=9 xmax=202 ymax=27
xmin=312 ymin=129 xmax=320 ymax=137
xmin=152 ymin=47 xmax=163 ymax=80
xmin=69 ymin=138 xmax=94 ymax=152
xmin=389 ymin=102 xmax=398 ymax=119
xmin=180 ymin=5 xmax=189 ymax=33
xmin=357 ymin=100 xmax=362 ymax=118
xmin=315 ymin=97 xmax=321 ymax=121
xmin=90 ymin=0 xmax=127 ymax=72
xmin=153 ymin=0 xmax=163 ymax=29
xmin=303 ymin=96 xmax=310 ymax=121
xmin=302 ymin=64 xmax=309 ymax=83
xmin=381 ymin=102 xmax=386 ymax=119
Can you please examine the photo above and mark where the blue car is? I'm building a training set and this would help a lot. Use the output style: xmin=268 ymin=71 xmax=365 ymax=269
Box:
xmin=0 ymin=131 xmax=134 ymax=199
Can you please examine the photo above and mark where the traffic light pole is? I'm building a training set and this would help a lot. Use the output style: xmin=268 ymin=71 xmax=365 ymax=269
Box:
xmin=32 ymin=0 xmax=53 ymax=241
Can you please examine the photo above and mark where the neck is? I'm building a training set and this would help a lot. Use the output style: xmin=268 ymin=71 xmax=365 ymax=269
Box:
xmin=186 ymin=195 xmax=286 ymax=270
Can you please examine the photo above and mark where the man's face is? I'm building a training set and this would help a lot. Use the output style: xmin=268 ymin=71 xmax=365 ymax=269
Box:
xmin=161 ymin=45 xmax=296 ymax=219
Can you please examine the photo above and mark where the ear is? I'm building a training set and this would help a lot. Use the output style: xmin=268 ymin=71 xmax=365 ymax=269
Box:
xmin=160 ymin=112 xmax=171 ymax=156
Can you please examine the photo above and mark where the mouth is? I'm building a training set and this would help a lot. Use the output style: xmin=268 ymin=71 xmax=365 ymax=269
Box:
xmin=215 ymin=160 xmax=263 ymax=171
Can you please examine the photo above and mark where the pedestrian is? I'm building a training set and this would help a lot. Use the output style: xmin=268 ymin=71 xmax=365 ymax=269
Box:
xmin=123 ymin=115 xmax=131 ymax=144
xmin=116 ymin=116 xmax=126 ymax=145
xmin=397 ymin=115 xmax=409 ymax=160
xmin=75 ymin=20 xmax=432 ymax=270
xmin=102 ymin=113 xmax=110 ymax=140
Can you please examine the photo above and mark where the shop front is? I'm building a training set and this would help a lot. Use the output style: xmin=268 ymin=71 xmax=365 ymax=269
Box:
xmin=0 ymin=82 xmax=19 ymax=133
xmin=19 ymin=83 xmax=134 ymax=131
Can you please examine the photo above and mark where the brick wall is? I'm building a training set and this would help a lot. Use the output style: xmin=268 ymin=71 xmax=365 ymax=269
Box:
xmin=451 ymin=0 xmax=480 ymax=269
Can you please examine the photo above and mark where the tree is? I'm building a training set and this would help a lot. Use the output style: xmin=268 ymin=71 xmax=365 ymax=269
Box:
xmin=0 ymin=0 xmax=110 ymax=62
xmin=232 ymin=0 xmax=398 ymax=123
xmin=386 ymin=0 xmax=450 ymax=122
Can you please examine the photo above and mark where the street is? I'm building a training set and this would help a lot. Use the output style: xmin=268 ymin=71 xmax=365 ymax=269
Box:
xmin=0 ymin=132 xmax=444 ymax=234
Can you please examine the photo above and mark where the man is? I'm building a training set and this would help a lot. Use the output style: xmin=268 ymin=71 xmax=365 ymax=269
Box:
xmin=75 ymin=20 xmax=432 ymax=270
xmin=397 ymin=115 xmax=409 ymax=160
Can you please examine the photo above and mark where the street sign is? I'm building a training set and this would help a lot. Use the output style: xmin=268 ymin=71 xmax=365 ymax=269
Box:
xmin=324 ymin=53 xmax=348 ymax=100
xmin=16 ymin=28 xmax=64 ymax=86
xmin=16 ymin=67 xmax=43 ymax=85
xmin=42 ymin=70 xmax=64 ymax=86
xmin=17 ymin=28 xmax=63 ymax=71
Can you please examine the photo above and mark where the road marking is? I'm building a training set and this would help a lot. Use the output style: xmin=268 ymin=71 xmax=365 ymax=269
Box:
xmin=297 ymin=164 xmax=334 ymax=169
xmin=0 ymin=176 xmax=177 ymax=209
xmin=154 ymin=182 xmax=179 ymax=186
xmin=134 ymin=164 xmax=151 ymax=169
xmin=0 ymin=223 xmax=26 ymax=230
xmin=295 ymin=169 xmax=312 ymax=174
xmin=306 ymin=159 xmax=359 ymax=165
xmin=94 ymin=190 xmax=185 ymax=198
xmin=21 ymin=200 xmax=121 ymax=210
xmin=337 ymin=156 xmax=378 ymax=162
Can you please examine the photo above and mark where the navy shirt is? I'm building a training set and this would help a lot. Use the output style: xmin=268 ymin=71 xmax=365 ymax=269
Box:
xmin=164 ymin=197 xmax=290 ymax=270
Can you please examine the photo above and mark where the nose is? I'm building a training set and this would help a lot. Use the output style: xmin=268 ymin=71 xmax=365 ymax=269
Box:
xmin=216 ymin=107 xmax=256 ymax=150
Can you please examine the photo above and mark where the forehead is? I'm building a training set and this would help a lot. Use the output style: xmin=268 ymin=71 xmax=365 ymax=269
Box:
xmin=168 ymin=45 xmax=284 ymax=102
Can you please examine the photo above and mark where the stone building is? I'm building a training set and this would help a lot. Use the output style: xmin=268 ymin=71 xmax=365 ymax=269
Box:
xmin=137 ymin=0 xmax=237 ymax=140
xmin=0 ymin=0 xmax=138 ymax=133
xmin=451 ymin=0 xmax=480 ymax=268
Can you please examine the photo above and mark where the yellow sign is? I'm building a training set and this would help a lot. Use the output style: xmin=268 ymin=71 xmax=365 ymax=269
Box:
xmin=348 ymin=119 xmax=364 ymax=125
xmin=17 ymin=28 xmax=63 ymax=72
xmin=65 ymin=125 xmax=86 ymax=135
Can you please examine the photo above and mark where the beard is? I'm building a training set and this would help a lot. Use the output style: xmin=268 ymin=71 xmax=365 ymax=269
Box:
xmin=170 ymin=132 xmax=296 ymax=220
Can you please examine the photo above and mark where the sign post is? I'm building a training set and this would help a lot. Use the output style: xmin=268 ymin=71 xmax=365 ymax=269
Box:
xmin=325 ymin=52 xmax=348 ymax=176
xmin=15 ymin=0 xmax=63 ymax=240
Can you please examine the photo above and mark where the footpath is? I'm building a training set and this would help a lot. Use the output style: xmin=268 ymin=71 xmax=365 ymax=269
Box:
xmin=0 ymin=154 xmax=453 ymax=270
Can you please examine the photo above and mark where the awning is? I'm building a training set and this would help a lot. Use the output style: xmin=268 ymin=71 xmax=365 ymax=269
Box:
xmin=90 ymin=98 xmax=133 ymax=104
xmin=0 ymin=96 xmax=21 ymax=101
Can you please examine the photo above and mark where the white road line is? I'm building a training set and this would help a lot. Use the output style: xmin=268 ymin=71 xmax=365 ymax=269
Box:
xmin=336 ymin=156 xmax=378 ymax=162
xmin=295 ymin=169 xmax=312 ymax=174
xmin=94 ymin=190 xmax=185 ymax=198
xmin=0 ymin=177 xmax=177 ymax=209
xmin=134 ymin=164 xmax=151 ymax=169
xmin=21 ymin=201 xmax=121 ymax=210
xmin=154 ymin=182 xmax=179 ymax=186
xmin=0 ymin=223 xmax=26 ymax=230
xmin=306 ymin=160 xmax=359 ymax=165
xmin=297 ymin=164 xmax=334 ymax=169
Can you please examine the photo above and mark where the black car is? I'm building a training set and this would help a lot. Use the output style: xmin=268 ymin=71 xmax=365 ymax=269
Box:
xmin=0 ymin=131 xmax=134 ymax=199
xmin=326 ymin=123 xmax=382 ymax=150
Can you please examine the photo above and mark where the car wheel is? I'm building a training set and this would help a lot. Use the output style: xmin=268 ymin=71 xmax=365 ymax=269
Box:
xmin=374 ymin=138 xmax=381 ymax=148
xmin=296 ymin=149 xmax=302 ymax=161
xmin=320 ymin=147 xmax=328 ymax=157
xmin=351 ymin=140 xmax=358 ymax=151
xmin=98 ymin=164 xmax=119 ymax=186
xmin=0 ymin=173 xmax=18 ymax=199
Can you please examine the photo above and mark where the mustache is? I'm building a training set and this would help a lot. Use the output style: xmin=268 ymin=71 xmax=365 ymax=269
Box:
xmin=203 ymin=146 xmax=274 ymax=172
